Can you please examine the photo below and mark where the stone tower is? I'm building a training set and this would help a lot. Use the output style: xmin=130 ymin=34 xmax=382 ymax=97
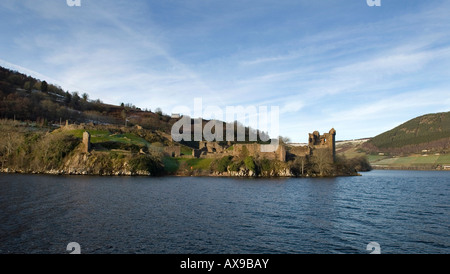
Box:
xmin=82 ymin=131 xmax=91 ymax=153
xmin=328 ymin=128 xmax=336 ymax=162
xmin=308 ymin=128 xmax=336 ymax=162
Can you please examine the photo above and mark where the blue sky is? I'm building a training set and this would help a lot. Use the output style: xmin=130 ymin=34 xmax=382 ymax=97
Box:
xmin=1 ymin=0 xmax=450 ymax=142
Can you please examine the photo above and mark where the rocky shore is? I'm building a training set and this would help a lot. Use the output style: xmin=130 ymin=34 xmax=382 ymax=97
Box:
xmin=0 ymin=167 xmax=151 ymax=176
xmin=1 ymin=166 xmax=359 ymax=178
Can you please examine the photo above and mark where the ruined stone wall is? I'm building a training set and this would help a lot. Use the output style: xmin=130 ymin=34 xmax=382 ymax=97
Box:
xmin=193 ymin=141 xmax=231 ymax=158
xmin=192 ymin=142 xmax=286 ymax=161
xmin=233 ymin=143 xmax=286 ymax=162
xmin=163 ymin=146 xmax=181 ymax=157
xmin=309 ymin=129 xmax=335 ymax=148
xmin=289 ymin=146 xmax=311 ymax=157
xmin=198 ymin=141 xmax=228 ymax=153
xmin=189 ymin=128 xmax=335 ymax=163
xmin=192 ymin=149 xmax=204 ymax=158
xmin=82 ymin=131 xmax=91 ymax=153
xmin=278 ymin=145 xmax=286 ymax=162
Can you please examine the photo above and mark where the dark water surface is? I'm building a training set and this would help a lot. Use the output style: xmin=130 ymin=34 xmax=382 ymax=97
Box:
xmin=0 ymin=170 xmax=448 ymax=254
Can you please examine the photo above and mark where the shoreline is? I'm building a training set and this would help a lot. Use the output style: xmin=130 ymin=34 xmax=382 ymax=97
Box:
xmin=3 ymin=166 xmax=447 ymax=178
xmin=0 ymin=168 xmax=361 ymax=178
xmin=371 ymin=166 xmax=450 ymax=171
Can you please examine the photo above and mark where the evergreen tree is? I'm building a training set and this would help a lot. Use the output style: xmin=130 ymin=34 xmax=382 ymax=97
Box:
xmin=41 ymin=81 xmax=48 ymax=92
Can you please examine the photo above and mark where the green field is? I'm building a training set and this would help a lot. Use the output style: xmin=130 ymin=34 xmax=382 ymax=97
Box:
xmin=366 ymin=154 xmax=387 ymax=162
xmin=180 ymin=145 xmax=193 ymax=156
xmin=337 ymin=140 xmax=450 ymax=169
xmin=162 ymin=157 xmax=214 ymax=173
xmin=438 ymin=154 xmax=450 ymax=163
xmin=66 ymin=129 xmax=150 ymax=147
xmin=370 ymin=154 xmax=450 ymax=168
xmin=179 ymin=158 xmax=214 ymax=170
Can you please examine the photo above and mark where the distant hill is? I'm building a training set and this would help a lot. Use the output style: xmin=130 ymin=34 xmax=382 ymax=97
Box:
xmin=362 ymin=111 xmax=450 ymax=155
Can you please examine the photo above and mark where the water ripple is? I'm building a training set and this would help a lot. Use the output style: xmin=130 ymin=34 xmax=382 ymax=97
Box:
xmin=0 ymin=170 xmax=449 ymax=254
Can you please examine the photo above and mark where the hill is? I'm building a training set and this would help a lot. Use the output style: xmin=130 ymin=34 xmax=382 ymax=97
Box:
xmin=0 ymin=65 xmax=269 ymax=146
xmin=335 ymin=112 xmax=450 ymax=170
xmin=0 ymin=66 xmax=180 ymax=133
xmin=362 ymin=111 xmax=450 ymax=155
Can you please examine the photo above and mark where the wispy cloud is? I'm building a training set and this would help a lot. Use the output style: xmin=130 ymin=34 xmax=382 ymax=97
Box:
xmin=1 ymin=0 xmax=449 ymax=142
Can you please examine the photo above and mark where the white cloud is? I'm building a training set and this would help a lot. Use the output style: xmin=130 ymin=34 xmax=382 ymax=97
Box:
xmin=1 ymin=0 xmax=450 ymax=142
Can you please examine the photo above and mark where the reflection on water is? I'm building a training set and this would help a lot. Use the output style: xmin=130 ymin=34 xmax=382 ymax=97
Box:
xmin=0 ymin=170 xmax=449 ymax=254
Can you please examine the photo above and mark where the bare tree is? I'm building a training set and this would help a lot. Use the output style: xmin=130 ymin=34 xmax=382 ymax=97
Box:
xmin=279 ymin=135 xmax=291 ymax=145
xmin=311 ymin=148 xmax=334 ymax=176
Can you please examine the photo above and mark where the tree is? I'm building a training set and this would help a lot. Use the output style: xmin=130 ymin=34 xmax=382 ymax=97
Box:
xmin=244 ymin=156 xmax=256 ymax=172
xmin=33 ymin=81 xmax=41 ymax=91
xmin=69 ymin=92 xmax=80 ymax=109
xmin=31 ymin=132 xmax=80 ymax=170
xmin=311 ymin=149 xmax=334 ymax=176
xmin=290 ymin=156 xmax=307 ymax=176
xmin=64 ymin=91 xmax=72 ymax=104
xmin=23 ymin=81 xmax=32 ymax=91
xmin=217 ymin=156 xmax=233 ymax=173
xmin=279 ymin=136 xmax=291 ymax=145
xmin=121 ymin=109 xmax=127 ymax=120
xmin=7 ymin=74 xmax=22 ymax=85
xmin=129 ymin=154 xmax=164 ymax=175
xmin=41 ymin=81 xmax=48 ymax=92
xmin=82 ymin=93 xmax=89 ymax=102
xmin=259 ymin=158 xmax=272 ymax=173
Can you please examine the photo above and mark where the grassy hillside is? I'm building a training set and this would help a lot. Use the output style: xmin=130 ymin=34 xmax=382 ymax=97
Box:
xmin=368 ymin=111 xmax=450 ymax=148
xmin=336 ymin=111 xmax=450 ymax=170
xmin=362 ymin=111 xmax=450 ymax=155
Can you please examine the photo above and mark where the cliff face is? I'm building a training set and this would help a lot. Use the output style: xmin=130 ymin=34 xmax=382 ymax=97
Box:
xmin=58 ymin=149 xmax=151 ymax=176
xmin=1 ymin=147 xmax=153 ymax=176
xmin=0 ymin=120 xmax=168 ymax=176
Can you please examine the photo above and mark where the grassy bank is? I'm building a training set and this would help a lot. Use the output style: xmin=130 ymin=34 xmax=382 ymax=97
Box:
xmin=370 ymin=154 xmax=450 ymax=170
xmin=162 ymin=157 xmax=214 ymax=175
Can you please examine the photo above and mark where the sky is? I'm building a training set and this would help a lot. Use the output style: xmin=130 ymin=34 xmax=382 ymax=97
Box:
xmin=1 ymin=0 xmax=450 ymax=143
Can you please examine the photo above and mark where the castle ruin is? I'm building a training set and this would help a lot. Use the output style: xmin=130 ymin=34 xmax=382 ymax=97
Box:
xmin=190 ymin=128 xmax=336 ymax=163
xmin=163 ymin=146 xmax=181 ymax=157
xmin=232 ymin=143 xmax=286 ymax=162
xmin=289 ymin=128 xmax=336 ymax=161
xmin=308 ymin=128 xmax=336 ymax=162
xmin=192 ymin=141 xmax=230 ymax=158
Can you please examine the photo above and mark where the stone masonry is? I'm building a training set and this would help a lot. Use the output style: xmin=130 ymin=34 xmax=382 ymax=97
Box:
xmin=190 ymin=128 xmax=336 ymax=163
xmin=82 ymin=131 xmax=91 ymax=153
